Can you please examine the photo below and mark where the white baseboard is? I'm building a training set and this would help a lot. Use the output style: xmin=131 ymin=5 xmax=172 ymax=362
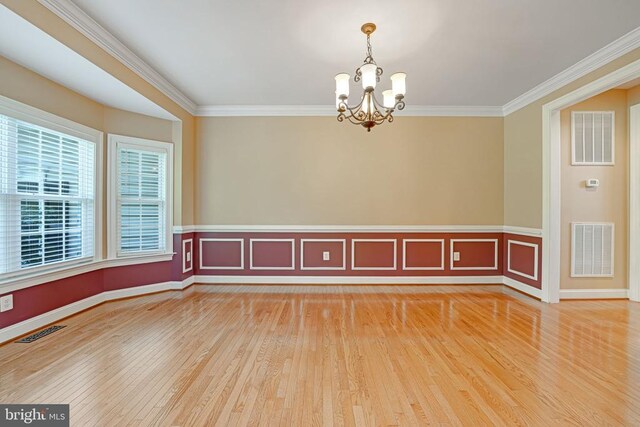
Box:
xmin=559 ymin=288 xmax=629 ymax=299
xmin=0 ymin=276 xmax=195 ymax=344
xmin=502 ymin=277 xmax=542 ymax=299
xmin=193 ymin=275 xmax=504 ymax=285
xmin=103 ymin=281 xmax=178 ymax=301
xmin=178 ymin=275 xmax=196 ymax=289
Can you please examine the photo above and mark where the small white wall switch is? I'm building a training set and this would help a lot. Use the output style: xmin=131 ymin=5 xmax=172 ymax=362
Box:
xmin=186 ymin=252 xmax=191 ymax=262
xmin=453 ymin=252 xmax=461 ymax=262
xmin=586 ymin=178 xmax=600 ymax=188
xmin=323 ymin=251 xmax=330 ymax=261
xmin=0 ymin=294 xmax=13 ymax=312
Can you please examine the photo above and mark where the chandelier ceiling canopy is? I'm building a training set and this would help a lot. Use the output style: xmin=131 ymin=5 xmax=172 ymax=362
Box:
xmin=335 ymin=23 xmax=406 ymax=132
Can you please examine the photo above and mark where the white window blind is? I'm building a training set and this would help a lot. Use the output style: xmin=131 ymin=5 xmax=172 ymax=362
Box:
xmin=0 ymin=114 xmax=95 ymax=277
xmin=572 ymin=111 xmax=614 ymax=165
xmin=112 ymin=137 xmax=170 ymax=256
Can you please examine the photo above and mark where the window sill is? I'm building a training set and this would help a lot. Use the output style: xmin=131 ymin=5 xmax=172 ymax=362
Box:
xmin=105 ymin=252 xmax=175 ymax=268
xmin=0 ymin=252 xmax=175 ymax=294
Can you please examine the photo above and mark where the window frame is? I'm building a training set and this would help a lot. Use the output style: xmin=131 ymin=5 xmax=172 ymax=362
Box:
xmin=107 ymin=134 xmax=173 ymax=260
xmin=0 ymin=95 xmax=103 ymax=283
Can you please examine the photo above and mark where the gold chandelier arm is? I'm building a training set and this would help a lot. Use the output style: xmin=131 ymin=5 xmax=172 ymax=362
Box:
xmin=369 ymin=92 xmax=397 ymax=123
xmin=369 ymin=91 xmax=387 ymax=112
xmin=337 ymin=95 xmax=367 ymax=120
xmin=338 ymin=106 xmax=367 ymax=126
xmin=346 ymin=114 xmax=365 ymax=126
xmin=371 ymin=110 xmax=388 ymax=125
xmin=337 ymin=91 xmax=406 ymax=128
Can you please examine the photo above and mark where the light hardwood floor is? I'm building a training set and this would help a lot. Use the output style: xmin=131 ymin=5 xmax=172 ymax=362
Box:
xmin=0 ymin=284 xmax=639 ymax=426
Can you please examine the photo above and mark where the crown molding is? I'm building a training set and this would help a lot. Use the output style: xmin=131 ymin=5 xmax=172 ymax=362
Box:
xmin=403 ymin=105 xmax=504 ymax=117
xmin=502 ymin=26 xmax=640 ymax=116
xmin=195 ymin=105 xmax=336 ymax=117
xmin=37 ymin=0 xmax=197 ymax=115
xmin=195 ymin=104 xmax=504 ymax=117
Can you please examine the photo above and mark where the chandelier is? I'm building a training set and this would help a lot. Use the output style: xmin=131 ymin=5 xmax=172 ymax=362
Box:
xmin=335 ymin=23 xmax=406 ymax=132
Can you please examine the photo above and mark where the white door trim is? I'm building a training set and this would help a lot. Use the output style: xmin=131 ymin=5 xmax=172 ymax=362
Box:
xmin=629 ymin=103 xmax=640 ymax=302
xmin=542 ymin=58 xmax=640 ymax=303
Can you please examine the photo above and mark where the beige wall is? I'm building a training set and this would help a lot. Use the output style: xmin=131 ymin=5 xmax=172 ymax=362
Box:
xmin=179 ymin=117 xmax=195 ymax=225
xmin=0 ymin=0 xmax=196 ymax=226
xmin=0 ymin=56 xmax=176 ymax=145
xmin=0 ymin=55 xmax=103 ymax=130
xmin=0 ymin=55 xmax=176 ymax=141
xmin=503 ymin=106 xmax=543 ymax=228
xmin=3 ymin=39 xmax=504 ymax=228
xmin=560 ymin=90 xmax=628 ymax=290
xmin=196 ymin=116 xmax=504 ymax=225
xmin=629 ymin=85 xmax=640 ymax=107
xmin=504 ymin=48 xmax=640 ymax=228
xmin=103 ymin=107 xmax=174 ymax=142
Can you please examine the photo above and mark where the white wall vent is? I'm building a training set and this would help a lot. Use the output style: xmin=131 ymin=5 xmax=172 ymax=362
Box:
xmin=571 ymin=223 xmax=614 ymax=277
xmin=572 ymin=111 xmax=614 ymax=165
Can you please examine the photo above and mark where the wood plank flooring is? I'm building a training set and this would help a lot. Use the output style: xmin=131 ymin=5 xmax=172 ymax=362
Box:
xmin=0 ymin=284 xmax=639 ymax=426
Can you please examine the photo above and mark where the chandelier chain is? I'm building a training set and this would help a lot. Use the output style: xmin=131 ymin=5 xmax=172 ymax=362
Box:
xmin=364 ymin=34 xmax=375 ymax=65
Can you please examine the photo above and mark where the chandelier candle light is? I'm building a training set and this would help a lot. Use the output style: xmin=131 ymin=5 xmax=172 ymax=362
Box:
xmin=335 ymin=23 xmax=406 ymax=132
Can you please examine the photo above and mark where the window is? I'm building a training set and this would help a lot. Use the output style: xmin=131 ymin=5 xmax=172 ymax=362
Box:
xmin=571 ymin=111 xmax=615 ymax=165
xmin=108 ymin=135 xmax=173 ymax=258
xmin=0 ymin=99 xmax=100 ymax=279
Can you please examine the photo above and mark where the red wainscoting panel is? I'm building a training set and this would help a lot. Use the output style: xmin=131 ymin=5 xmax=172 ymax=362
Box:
xmin=301 ymin=239 xmax=346 ymax=270
xmin=403 ymin=240 xmax=445 ymax=270
xmin=352 ymin=239 xmax=397 ymax=270
xmin=504 ymin=233 xmax=542 ymax=289
xmin=250 ymin=239 xmax=295 ymax=270
xmin=172 ymin=233 xmax=195 ymax=281
xmin=451 ymin=239 xmax=499 ymax=271
xmin=200 ymin=238 xmax=244 ymax=270
xmin=103 ymin=261 xmax=173 ymax=291
xmin=183 ymin=239 xmax=193 ymax=273
xmin=509 ymin=243 xmax=537 ymax=278
xmin=0 ymin=269 xmax=103 ymax=329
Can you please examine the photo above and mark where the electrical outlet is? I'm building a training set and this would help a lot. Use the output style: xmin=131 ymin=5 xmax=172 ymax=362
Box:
xmin=0 ymin=294 xmax=13 ymax=312
xmin=186 ymin=252 xmax=191 ymax=262
xmin=453 ymin=252 xmax=461 ymax=262
xmin=323 ymin=251 xmax=330 ymax=261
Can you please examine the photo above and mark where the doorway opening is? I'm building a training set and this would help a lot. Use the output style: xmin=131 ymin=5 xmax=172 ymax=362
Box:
xmin=543 ymin=59 xmax=640 ymax=303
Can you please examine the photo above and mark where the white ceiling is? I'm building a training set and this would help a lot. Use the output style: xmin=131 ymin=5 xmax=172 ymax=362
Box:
xmin=69 ymin=0 xmax=640 ymax=108
xmin=0 ymin=4 xmax=176 ymax=121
